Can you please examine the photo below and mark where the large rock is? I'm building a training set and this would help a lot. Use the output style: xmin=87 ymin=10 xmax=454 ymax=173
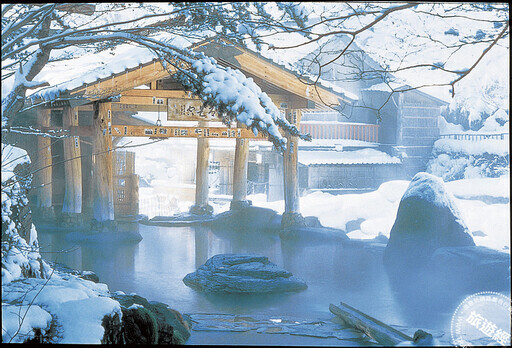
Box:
xmin=280 ymin=226 xmax=349 ymax=243
xmin=210 ymin=206 xmax=278 ymax=232
xmin=102 ymin=293 xmax=191 ymax=345
xmin=183 ymin=254 xmax=307 ymax=293
xmin=384 ymin=172 xmax=475 ymax=267
xmin=428 ymin=246 xmax=510 ymax=291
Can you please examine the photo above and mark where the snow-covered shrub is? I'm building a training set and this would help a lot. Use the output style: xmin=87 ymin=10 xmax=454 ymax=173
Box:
xmin=428 ymin=140 xmax=509 ymax=181
xmin=2 ymin=144 xmax=51 ymax=284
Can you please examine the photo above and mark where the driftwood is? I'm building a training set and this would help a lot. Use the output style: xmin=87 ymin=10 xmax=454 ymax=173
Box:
xmin=330 ymin=302 xmax=420 ymax=346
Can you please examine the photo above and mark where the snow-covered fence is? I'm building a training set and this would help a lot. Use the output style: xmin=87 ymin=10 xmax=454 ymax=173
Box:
xmin=440 ymin=133 xmax=509 ymax=141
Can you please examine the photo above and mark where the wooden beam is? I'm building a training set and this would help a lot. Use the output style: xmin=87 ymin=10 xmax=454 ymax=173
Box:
xmin=226 ymin=47 xmax=343 ymax=106
xmin=71 ymin=60 xmax=174 ymax=101
xmin=194 ymin=40 xmax=345 ymax=107
xmin=120 ymin=89 xmax=192 ymax=99
xmin=110 ymin=124 xmax=266 ymax=140
xmin=329 ymin=302 xmax=418 ymax=346
xmin=92 ymin=102 xmax=115 ymax=222
xmin=33 ymin=108 xmax=53 ymax=209
xmin=118 ymin=90 xmax=310 ymax=115
xmin=62 ymin=106 xmax=82 ymax=214
xmin=232 ymin=126 xmax=250 ymax=205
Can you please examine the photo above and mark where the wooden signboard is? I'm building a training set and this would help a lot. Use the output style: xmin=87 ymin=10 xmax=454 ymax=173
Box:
xmin=111 ymin=124 xmax=265 ymax=140
xmin=167 ymin=98 xmax=221 ymax=121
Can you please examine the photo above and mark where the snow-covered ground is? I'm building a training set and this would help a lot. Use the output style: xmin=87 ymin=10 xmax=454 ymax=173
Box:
xmin=138 ymin=174 xmax=510 ymax=253
xmin=2 ymin=272 xmax=121 ymax=344
xmin=248 ymin=176 xmax=510 ymax=253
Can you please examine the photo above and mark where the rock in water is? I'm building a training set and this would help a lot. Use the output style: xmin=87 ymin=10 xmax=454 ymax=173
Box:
xmin=429 ymin=246 xmax=510 ymax=291
xmin=183 ymin=254 xmax=307 ymax=293
xmin=384 ymin=172 xmax=475 ymax=267
xmin=104 ymin=293 xmax=191 ymax=344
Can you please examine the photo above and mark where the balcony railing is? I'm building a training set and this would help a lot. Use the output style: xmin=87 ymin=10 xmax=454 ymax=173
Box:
xmin=300 ymin=122 xmax=379 ymax=142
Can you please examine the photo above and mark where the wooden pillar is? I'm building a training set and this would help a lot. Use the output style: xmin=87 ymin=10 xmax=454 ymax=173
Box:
xmin=282 ymin=109 xmax=305 ymax=228
xmin=230 ymin=122 xmax=250 ymax=210
xmin=62 ymin=106 xmax=82 ymax=215
xmin=92 ymin=102 xmax=114 ymax=222
xmin=33 ymin=108 xmax=54 ymax=215
xmin=191 ymin=121 xmax=212 ymax=215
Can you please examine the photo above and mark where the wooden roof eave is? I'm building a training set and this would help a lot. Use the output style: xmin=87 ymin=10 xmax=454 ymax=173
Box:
xmin=26 ymin=38 xmax=349 ymax=112
xmin=192 ymin=38 xmax=352 ymax=108
xmin=70 ymin=58 xmax=173 ymax=101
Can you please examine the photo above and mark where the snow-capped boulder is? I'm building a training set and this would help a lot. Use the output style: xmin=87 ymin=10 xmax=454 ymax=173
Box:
xmin=183 ymin=254 xmax=307 ymax=293
xmin=384 ymin=172 xmax=475 ymax=267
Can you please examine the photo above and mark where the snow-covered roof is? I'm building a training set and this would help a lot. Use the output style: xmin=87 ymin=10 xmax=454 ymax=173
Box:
xmin=298 ymin=148 xmax=401 ymax=166
xmin=29 ymin=47 xmax=159 ymax=103
xmin=363 ymin=82 xmax=449 ymax=106
xmin=27 ymin=35 xmax=354 ymax=106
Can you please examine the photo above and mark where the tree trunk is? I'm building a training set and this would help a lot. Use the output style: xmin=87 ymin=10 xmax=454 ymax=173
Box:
xmin=329 ymin=302 xmax=415 ymax=346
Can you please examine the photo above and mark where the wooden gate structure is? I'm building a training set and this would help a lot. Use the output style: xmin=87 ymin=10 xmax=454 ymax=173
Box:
xmin=22 ymin=39 xmax=350 ymax=226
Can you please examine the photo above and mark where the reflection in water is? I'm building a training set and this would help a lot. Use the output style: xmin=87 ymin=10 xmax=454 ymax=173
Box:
xmin=36 ymin=222 xmax=492 ymax=340
xmin=194 ymin=225 xmax=209 ymax=268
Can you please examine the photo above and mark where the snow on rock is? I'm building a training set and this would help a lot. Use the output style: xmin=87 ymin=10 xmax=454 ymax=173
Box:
xmin=58 ymin=296 xmax=121 ymax=344
xmin=384 ymin=172 xmax=475 ymax=267
xmin=2 ymin=272 xmax=120 ymax=344
xmin=2 ymin=303 xmax=53 ymax=343
xmin=183 ymin=254 xmax=307 ymax=293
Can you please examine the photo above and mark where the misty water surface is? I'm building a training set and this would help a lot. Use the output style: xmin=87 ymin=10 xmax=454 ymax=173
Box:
xmin=38 ymin=222 xmax=480 ymax=343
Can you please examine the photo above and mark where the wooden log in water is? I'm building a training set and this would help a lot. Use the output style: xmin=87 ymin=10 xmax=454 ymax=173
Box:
xmin=329 ymin=302 xmax=413 ymax=346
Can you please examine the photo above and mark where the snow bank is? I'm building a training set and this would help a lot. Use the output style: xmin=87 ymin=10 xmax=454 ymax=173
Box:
xmin=2 ymin=273 xmax=121 ymax=344
xmin=2 ymin=145 xmax=51 ymax=285
xmin=446 ymin=175 xmax=509 ymax=200
xmin=298 ymin=148 xmax=401 ymax=165
xmin=433 ymin=138 xmax=509 ymax=157
xmin=2 ymin=304 xmax=52 ymax=343
xmin=250 ymin=176 xmax=510 ymax=251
